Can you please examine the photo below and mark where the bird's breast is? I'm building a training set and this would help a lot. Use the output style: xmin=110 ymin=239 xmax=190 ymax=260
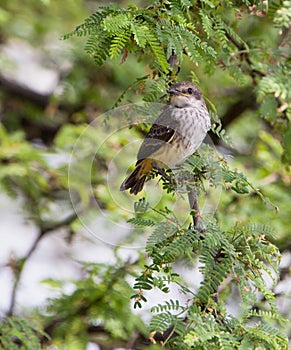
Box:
xmin=170 ymin=107 xmax=210 ymax=162
xmin=148 ymin=106 xmax=210 ymax=167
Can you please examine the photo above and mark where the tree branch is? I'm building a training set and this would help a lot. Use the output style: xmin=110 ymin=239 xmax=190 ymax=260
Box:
xmin=223 ymin=31 xmax=265 ymax=85
xmin=186 ymin=175 xmax=204 ymax=229
xmin=6 ymin=212 xmax=78 ymax=316
xmin=0 ymin=75 xmax=50 ymax=108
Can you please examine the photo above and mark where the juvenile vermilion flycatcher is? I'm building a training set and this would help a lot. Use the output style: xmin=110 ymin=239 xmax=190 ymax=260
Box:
xmin=120 ymin=82 xmax=211 ymax=194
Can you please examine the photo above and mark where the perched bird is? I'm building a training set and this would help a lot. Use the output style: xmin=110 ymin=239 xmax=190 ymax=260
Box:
xmin=120 ymin=81 xmax=211 ymax=195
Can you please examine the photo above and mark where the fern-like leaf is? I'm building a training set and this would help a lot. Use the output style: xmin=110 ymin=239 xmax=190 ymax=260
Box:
xmin=151 ymin=299 xmax=182 ymax=313
xmin=131 ymin=21 xmax=148 ymax=48
xmin=102 ymin=12 xmax=132 ymax=34
xmin=144 ymin=28 xmax=169 ymax=73
xmin=109 ymin=29 xmax=132 ymax=59
xmin=127 ymin=217 xmax=156 ymax=226
xmin=85 ymin=31 xmax=111 ymax=66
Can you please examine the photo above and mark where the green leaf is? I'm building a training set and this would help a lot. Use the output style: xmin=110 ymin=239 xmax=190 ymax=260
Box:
xmin=131 ymin=22 xmax=148 ymax=48
xmin=109 ymin=29 xmax=132 ymax=59
xmin=127 ymin=217 xmax=156 ymax=226
xmin=144 ymin=28 xmax=169 ymax=73
xmin=282 ymin=122 xmax=291 ymax=163
xmin=102 ymin=13 xmax=132 ymax=34
xmin=259 ymin=95 xmax=278 ymax=122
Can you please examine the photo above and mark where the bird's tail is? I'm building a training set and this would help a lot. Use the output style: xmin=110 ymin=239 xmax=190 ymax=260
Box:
xmin=120 ymin=159 xmax=151 ymax=195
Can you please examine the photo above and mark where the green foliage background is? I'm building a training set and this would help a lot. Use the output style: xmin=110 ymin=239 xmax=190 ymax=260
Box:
xmin=0 ymin=0 xmax=290 ymax=349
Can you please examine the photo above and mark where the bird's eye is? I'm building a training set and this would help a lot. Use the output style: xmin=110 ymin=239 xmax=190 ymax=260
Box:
xmin=187 ymin=88 xmax=193 ymax=94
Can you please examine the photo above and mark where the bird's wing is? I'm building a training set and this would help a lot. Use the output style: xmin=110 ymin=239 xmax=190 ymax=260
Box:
xmin=136 ymin=106 xmax=182 ymax=162
xmin=137 ymin=121 xmax=177 ymax=162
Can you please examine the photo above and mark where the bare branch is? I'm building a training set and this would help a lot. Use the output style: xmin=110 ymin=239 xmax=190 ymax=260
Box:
xmin=6 ymin=212 xmax=78 ymax=316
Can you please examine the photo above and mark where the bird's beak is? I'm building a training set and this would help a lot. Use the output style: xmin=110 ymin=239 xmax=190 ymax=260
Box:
xmin=168 ymin=88 xmax=189 ymax=97
xmin=167 ymin=88 xmax=181 ymax=95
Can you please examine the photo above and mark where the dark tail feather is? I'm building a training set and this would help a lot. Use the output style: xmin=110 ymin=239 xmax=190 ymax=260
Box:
xmin=120 ymin=165 xmax=147 ymax=195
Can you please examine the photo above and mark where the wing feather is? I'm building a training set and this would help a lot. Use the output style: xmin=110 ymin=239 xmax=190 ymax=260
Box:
xmin=137 ymin=123 xmax=176 ymax=161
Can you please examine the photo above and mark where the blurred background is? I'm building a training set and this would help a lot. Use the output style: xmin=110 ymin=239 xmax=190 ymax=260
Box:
xmin=0 ymin=0 xmax=145 ymax=315
xmin=0 ymin=0 xmax=290 ymax=349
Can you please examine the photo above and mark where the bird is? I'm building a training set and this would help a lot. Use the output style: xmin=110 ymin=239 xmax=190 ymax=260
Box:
xmin=120 ymin=81 xmax=211 ymax=195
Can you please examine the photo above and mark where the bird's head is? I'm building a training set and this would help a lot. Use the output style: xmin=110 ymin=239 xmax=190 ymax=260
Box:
xmin=168 ymin=82 xmax=203 ymax=108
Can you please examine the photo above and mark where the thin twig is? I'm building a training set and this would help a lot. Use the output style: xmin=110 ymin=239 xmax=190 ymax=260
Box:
xmin=223 ymin=31 xmax=265 ymax=85
xmin=6 ymin=212 xmax=78 ymax=316
xmin=6 ymin=231 xmax=43 ymax=317
xmin=186 ymin=174 xmax=204 ymax=230
xmin=187 ymin=183 xmax=200 ymax=227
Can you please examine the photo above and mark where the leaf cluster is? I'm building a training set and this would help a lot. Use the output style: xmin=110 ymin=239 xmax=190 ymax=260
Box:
xmin=43 ymin=261 xmax=147 ymax=348
xmin=0 ymin=317 xmax=48 ymax=350
xmin=64 ymin=0 xmax=290 ymax=161
xmin=1 ymin=0 xmax=290 ymax=349
xmin=130 ymin=211 xmax=287 ymax=348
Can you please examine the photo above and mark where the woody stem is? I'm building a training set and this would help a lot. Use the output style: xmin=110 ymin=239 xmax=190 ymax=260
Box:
xmin=186 ymin=175 xmax=203 ymax=228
